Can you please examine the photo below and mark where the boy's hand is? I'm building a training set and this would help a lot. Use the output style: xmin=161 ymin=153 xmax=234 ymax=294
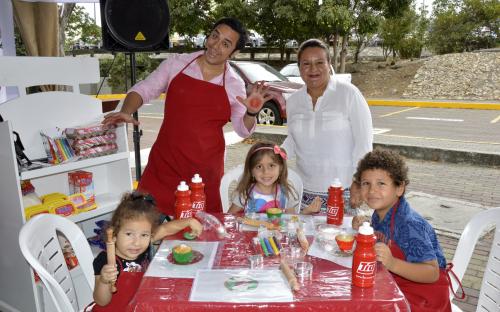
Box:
xmin=375 ymin=242 xmax=396 ymax=271
xmin=99 ymin=263 xmax=118 ymax=285
xmin=302 ymin=196 xmax=321 ymax=215
xmin=352 ymin=215 xmax=370 ymax=230
xmin=188 ymin=218 xmax=203 ymax=237
xmin=349 ymin=182 xmax=363 ymax=208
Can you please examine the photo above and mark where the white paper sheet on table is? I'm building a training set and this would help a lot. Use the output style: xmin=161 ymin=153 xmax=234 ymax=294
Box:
xmin=145 ymin=240 xmax=218 ymax=278
xmin=190 ymin=269 xmax=294 ymax=303
xmin=313 ymin=215 xmax=353 ymax=229
xmin=241 ymin=213 xmax=316 ymax=235
xmin=308 ymin=236 xmax=353 ymax=268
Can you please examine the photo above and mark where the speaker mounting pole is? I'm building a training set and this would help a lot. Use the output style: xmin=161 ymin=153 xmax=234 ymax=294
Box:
xmin=100 ymin=0 xmax=170 ymax=182
xmin=128 ymin=52 xmax=142 ymax=181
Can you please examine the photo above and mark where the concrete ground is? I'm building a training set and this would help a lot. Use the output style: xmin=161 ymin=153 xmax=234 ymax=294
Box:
xmin=128 ymin=105 xmax=500 ymax=312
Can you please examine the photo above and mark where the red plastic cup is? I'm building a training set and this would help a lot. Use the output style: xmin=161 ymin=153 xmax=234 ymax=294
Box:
xmin=335 ymin=233 xmax=355 ymax=252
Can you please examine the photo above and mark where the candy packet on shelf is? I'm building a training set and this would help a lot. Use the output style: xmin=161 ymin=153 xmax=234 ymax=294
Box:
xmin=64 ymin=122 xmax=116 ymax=140
xmin=64 ymin=120 xmax=119 ymax=159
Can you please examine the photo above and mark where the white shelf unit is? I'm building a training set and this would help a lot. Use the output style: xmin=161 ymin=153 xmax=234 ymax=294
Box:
xmin=0 ymin=56 xmax=132 ymax=312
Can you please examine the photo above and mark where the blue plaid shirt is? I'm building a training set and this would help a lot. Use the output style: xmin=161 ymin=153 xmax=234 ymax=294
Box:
xmin=371 ymin=196 xmax=447 ymax=268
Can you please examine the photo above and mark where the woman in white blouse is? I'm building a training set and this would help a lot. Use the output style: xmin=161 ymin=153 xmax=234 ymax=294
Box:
xmin=281 ymin=39 xmax=373 ymax=212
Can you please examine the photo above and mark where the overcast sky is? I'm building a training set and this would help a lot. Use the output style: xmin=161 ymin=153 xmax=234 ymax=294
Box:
xmin=79 ymin=3 xmax=101 ymax=26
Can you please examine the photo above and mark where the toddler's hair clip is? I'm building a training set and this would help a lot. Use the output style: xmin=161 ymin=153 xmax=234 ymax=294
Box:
xmin=131 ymin=191 xmax=157 ymax=205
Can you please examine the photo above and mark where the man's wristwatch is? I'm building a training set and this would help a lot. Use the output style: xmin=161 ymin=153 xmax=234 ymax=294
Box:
xmin=246 ymin=110 xmax=259 ymax=117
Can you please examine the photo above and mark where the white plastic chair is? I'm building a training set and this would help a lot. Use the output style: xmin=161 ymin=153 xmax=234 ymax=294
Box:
xmin=19 ymin=214 xmax=95 ymax=312
xmin=220 ymin=164 xmax=304 ymax=213
xmin=449 ymin=207 xmax=500 ymax=312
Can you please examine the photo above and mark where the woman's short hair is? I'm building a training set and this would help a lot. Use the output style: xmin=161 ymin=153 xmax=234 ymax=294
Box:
xmin=297 ymin=38 xmax=331 ymax=63
xmin=212 ymin=17 xmax=248 ymax=52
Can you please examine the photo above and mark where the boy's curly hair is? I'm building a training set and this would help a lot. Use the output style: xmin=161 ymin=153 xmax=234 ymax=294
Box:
xmin=353 ymin=149 xmax=409 ymax=188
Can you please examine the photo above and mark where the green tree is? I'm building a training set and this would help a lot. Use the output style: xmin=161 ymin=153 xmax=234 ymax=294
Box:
xmin=428 ymin=0 xmax=499 ymax=54
xmin=210 ymin=0 xmax=255 ymax=49
xmin=317 ymin=0 xmax=410 ymax=72
xmin=102 ymin=53 xmax=160 ymax=93
xmin=317 ymin=1 xmax=352 ymax=71
xmin=211 ymin=0 xmax=253 ymax=27
xmin=351 ymin=5 xmax=382 ymax=63
xmin=64 ymin=5 xmax=101 ymax=51
xmin=380 ymin=5 xmax=423 ymax=61
xmin=169 ymin=0 xmax=212 ymax=44
xmin=14 ymin=26 xmax=28 ymax=56
xmin=250 ymin=0 xmax=319 ymax=61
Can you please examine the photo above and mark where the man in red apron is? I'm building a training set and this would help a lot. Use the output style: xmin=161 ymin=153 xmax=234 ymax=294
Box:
xmin=103 ymin=18 xmax=270 ymax=215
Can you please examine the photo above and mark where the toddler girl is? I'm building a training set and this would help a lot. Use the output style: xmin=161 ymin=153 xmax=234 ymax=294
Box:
xmin=228 ymin=142 xmax=321 ymax=215
xmin=92 ymin=191 xmax=202 ymax=310
xmin=353 ymin=149 xmax=450 ymax=312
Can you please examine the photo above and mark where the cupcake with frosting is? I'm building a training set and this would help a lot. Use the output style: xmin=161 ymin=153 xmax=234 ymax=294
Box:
xmin=173 ymin=244 xmax=193 ymax=264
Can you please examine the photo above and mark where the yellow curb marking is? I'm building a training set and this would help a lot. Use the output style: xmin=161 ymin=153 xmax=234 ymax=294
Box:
xmin=95 ymin=93 xmax=166 ymax=100
xmin=368 ymin=99 xmax=500 ymax=110
xmin=380 ymin=107 xmax=419 ymax=117
xmin=378 ymin=134 xmax=500 ymax=145
xmin=491 ymin=115 xmax=500 ymax=124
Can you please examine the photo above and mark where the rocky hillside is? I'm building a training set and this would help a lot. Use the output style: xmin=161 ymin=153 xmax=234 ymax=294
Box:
xmin=403 ymin=52 xmax=499 ymax=101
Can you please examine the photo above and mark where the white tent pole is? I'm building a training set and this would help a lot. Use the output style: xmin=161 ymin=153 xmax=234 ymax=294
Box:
xmin=0 ymin=0 xmax=16 ymax=56
xmin=0 ymin=0 xmax=18 ymax=104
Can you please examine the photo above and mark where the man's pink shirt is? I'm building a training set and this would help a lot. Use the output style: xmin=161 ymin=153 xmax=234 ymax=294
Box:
xmin=129 ymin=51 xmax=254 ymax=137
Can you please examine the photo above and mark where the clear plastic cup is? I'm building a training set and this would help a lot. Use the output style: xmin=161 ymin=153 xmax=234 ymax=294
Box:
xmin=280 ymin=246 xmax=305 ymax=267
xmin=294 ymin=261 xmax=313 ymax=283
xmin=248 ymin=254 xmax=264 ymax=269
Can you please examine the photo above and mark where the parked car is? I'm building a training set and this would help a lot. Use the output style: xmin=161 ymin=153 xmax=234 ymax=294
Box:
xmin=230 ymin=61 xmax=302 ymax=125
xmin=245 ymin=31 xmax=265 ymax=47
xmin=285 ymin=39 xmax=298 ymax=48
xmin=279 ymin=63 xmax=352 ymax=84
xmin=193 ymin=34 xmax=206 ymax=48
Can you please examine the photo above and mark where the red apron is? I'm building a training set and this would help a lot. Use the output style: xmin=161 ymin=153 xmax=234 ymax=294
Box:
xmin=387 ymin=203 xmax=451 ymax=312
xmin=139 ymin=56 xmax=231 ymax=215
xmin=92 ymin=259 xmax=145 ymax=311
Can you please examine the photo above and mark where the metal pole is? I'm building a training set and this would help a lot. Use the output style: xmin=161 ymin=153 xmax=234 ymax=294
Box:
xmin=129 ymin=52 xmax=142 ymax=180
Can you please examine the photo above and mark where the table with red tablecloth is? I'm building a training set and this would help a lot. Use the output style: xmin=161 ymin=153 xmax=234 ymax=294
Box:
xmin=126 ymin=214 xmax=410 ymax=312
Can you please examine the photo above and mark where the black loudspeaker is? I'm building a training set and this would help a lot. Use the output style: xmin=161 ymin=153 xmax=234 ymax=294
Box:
xmin=100 ymin=0 xmax=170 ymax=52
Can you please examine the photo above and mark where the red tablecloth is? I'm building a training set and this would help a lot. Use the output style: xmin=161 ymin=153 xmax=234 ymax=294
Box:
xmin=127 ymin=214 xmax=410 ymax=312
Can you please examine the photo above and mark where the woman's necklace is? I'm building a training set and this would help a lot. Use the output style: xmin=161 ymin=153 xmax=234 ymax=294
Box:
xmin=308 ymin=90 xmax=324 ymax=110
